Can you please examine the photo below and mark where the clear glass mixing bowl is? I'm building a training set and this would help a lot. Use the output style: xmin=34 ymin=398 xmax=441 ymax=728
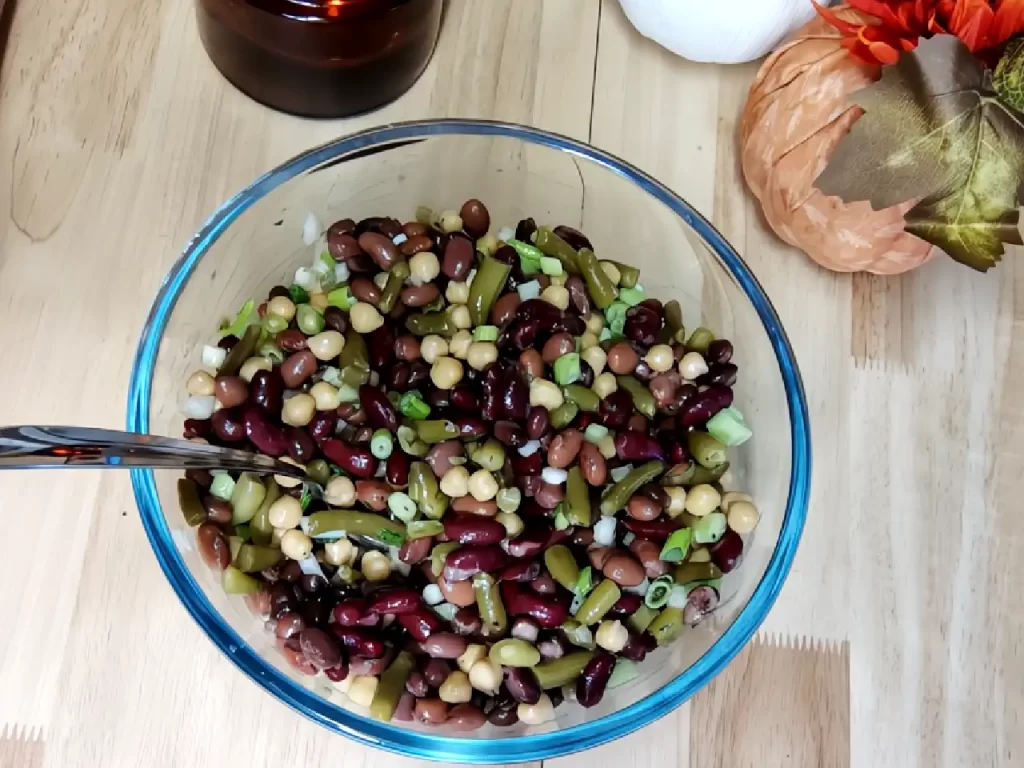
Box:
xmin=128 ymin=120 xmax=810 ymax=762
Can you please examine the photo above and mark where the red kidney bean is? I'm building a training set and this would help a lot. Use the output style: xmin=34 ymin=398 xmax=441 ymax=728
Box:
xmin=358 ymin=231 xmax=403 ymax=271
xmin=602 ymin=554 xmax=646 ymax=587
xmin=619 ymin=630 xmax=656 ymax=661
xmin=530 ymin=572 xmax=558 ymax=595
xmin=440 ymin=233 xmax=473 ymax=280
xmin=538 ymin=634 xmax=569 ymax=660
xmin=197 ymin=522 xmax=231 ymax=569
xmin=183 ymin=418 xmax=212 ymax=439
xmin=599 ymin=390 xmax=634 ymax=430
xmin=394 ymin=334 xmax=421 ymax=361
xmin=490 ymin=292 xmax=521 ymax=326
xmin=358 ymin=385 xmax=398 ymax=432
xmin=641 ymin=484 xmax=671 ymax=511
xmin=281 ymin=350 xmax=318 ymax=388
xmin=546 ymin=527 xmax=573 ymax=550
xmin=323 ymin=307 xmax=348 ymax=334
xmin=276 ymin=329 xmax=308 ymax=352
xmin=275 ymin=612 xmax=305 ymax=641
xmin=501 ymin=367 xmax=530 ymax=420
xmin=387 ymin=362 xmax=411 ymax=392
xmin=610 ymin=592 xmax=643 ymax=618
xmin=218 ymin=334 xmax=239 ymax=351
xmin=349 ymin=648 xmax=395 ymax=677
xmin=248 ymin=370 xmax=283 ymax=417
xmin=415 ymin=698 xmax=449 ymax=725
xmin=400 ymin=234 xmax=434 ymax=257
xmin=705 ymin=339 xmax=734 ymax=364
xmin=700 ymin=362 xmax=738 ymax=388
xmin=321 ymin=439 xmax=377 ymax=478
xmin=268 ymin=285 xmax=290 ymax=300
xmin=308 ymin=410 xmax=337 ymax=445
xmin=443 ymin=516 xmax=506 ymax=546
xmin=407 ymin=359 xmax=431 ymax=390
xmin=455 ymin=417 xmax=488 ymax=440
xmin=242 ymin=407 xmax=289 ymax=456
xmin=405 ymin=671 xmax=429 ymax=698
xmin=280 ymin=641 xmax=318 ymax=676
xmin=330 ymin=626 xmax=384 ymax=658
xmin=299 ymin=628 xmax=343 ymax=670
xmin=299 ymin=593 xmax=332 ymax=628
xmin=450 ymin=497 xmax=498 ymax=518
xmin=621 ymin=517 xmax=687 ymax=541
xmin=499 ymin=317 xmax=541 ymax=353
xmin=684 ymin=585 xmax=720 ymax=625
xmin=393 ymin=691 xmax=416 ymax=722
xmin=368 ymin=588 xmax=423 ymax=616
xmin=506 ymin=525 xmax=549 ymax=559
xmin=451 ymin=606 xmax=482 ymax=636
xmin=202 ymin=496 xmax=232 ymax=525
xmin=493 ymin=420 xmax=527 ymax=448
xmin=349 ymin=278 xmax=381 ymax=306
xmin=449 ymin=386 xmax=479 ymax=412
xmin=333 ymin=598 xmax=369 ymax=626
xmin=324 ymin=663 xmax=350 ymax=684
xmin=570 ymin=528 xmax=594 ymax=548
xmin=501 ymin=582 xmax=568 ymax=628
xmin=680 ymin=390 xmax=724 ymax=427
xmin=459 ymin=198 xmax=490 ymax=238
xmin=498 ymin=559 xmax=542 ymax=582
xmin=511 ymin=450 xmax=543 ymax=477
xmin=211 ymin=409 xmax=246 ymax=442
xmin=630 ymin=538 xmax=670 ymax=579
xmin=356 ymin=480 xmax=390 ymax=512
xmin=534 ymin=482 xmax=565 ymax=510
xmin=525 ymin=406 xmax=550 ymax=440
xmin=710 ymin=529 xmax=744 ymax=573
xmin=426 ymin=440 xmax=464 ymax=478
xmin=328 ymin=226 xmax=371 ymax=269
xmin=398 ymin=608 xmax=442 ymax=642
xmin=399 ymin=535 xmax=433 ymax=565
xmin=488 ymin=698 xmax=519 ymax=726
xmin=624 ymin=305 xmax=661 ymax=347
xmin=626 ymin=414 xmax=649 ymax=433
xmin=214 ymin=375 xmax=248 ymax=408
xmin=367 ymin=325 xmax=396 ymax=370
xmin=505 ymin=667 xmax=542 ymax=704
xmin=443 ymin=545 xmax=508 ymax=582
xmin=383 ymin=450 xmax=410 ymax=488
xmin=541 ymin=332 xmax=574 ymax=364
xmin=285 ymin=426 xmax=315 ymax=463
xmin=577 ymin=651 xmax=615 ymax=708
xmin=421 ymin=632 xmax=468 ymax=659
xmin=421 ymin=657 xmax=452 ymax=688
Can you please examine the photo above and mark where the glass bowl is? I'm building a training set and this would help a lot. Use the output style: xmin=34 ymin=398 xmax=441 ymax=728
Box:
xmin=128 ymin=120 xmax=810 ymax=762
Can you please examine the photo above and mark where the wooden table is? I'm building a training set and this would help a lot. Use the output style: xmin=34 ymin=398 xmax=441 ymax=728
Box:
xmin=1 ymin=1 xmax=1020 ymax=766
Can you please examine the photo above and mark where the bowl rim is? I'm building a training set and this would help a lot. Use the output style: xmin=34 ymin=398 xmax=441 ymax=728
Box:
xmin=127 ymin=118 xmax=811 ymax=763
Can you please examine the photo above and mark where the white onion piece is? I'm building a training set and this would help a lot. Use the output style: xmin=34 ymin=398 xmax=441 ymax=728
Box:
xmin=202 ymin=345 xmax=227 ymax=368
xmin=623 ymin=578 xmax=650 ymax=596
xmin=312 ymin=529 xmax=347 ymax=541
xmin=432 ymin=603 xmax=458 ymax=621
xmin=667 ymin=584 xmax=690 ymax=609
xmin=183 ymin=395 xmax=216 ymax=419
xmin=622 ymin=532 xmax=636 ymax=547
xmin=389 ymin=547 xmax=411 ymax=577
xmin=569 ymin=591 xmax=585 ymax=615
xmin=312 ymin=257 xmax=331 ymax=277
xmin=593 ymin=517 xmax=617 ymax=547
xmin=334 ymin=261 xmax=350 ymax=283
xmin=392 ymin=233 xmax=408 ymax=246
xmin=541 ymin=467 xmax=567 ymax=485
xmin=322 ymin=367 xmax=343 ymax=387
xmin=497 ymin=226 xmax=515 ymax=242
xmin=610 ymin=464 xmax=634 ymax=483
xmin=518 ymin=440 xmax=541 ymax=457
xmin=517 ymin=280 xmax=541 ymax=302
xmin=298 ymin=556 xmax=327 ymax=580
xmin=422 ymin=584 xmax=444 ymax=606
xmin=294 ymin=266 xmax=317 ymax=290
xmin=303 ymin=212 xmax=321 ymax=245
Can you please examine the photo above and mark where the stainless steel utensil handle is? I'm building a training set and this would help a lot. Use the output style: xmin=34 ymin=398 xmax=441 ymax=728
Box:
xmin=0 ymin=425 xmax=302 ymax=478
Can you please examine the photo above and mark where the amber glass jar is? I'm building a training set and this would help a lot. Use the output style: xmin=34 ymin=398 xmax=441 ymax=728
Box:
xmin=196 ymin=0 xmax=442 ymax=118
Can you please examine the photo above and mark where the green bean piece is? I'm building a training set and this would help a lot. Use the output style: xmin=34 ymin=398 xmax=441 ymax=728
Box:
xmin=574 ymin=579 xmax=621 ymax=625
xmin=687 ymin=432 xmax=728 ymax=470
xmin=306 ymin=510 xmax=406 ymax=545
xmin=608 ymin=260 xmax=640 ymax=289
xmin=431 ymin=542 xmax=460 ymax=578
xmin=177 ymin=478 xmax=206 ymax=527
xmin=661 ymin=460 xmax=730 ymax=487
xmin=561 ymin=619 xmax=596 ymax=650
xmin=648 ymin=607 xmax=685 ymax=646
xmin=234 ymin=523 xmax=252 ymax=542
xmin=564 ymin=467 xmax=592 ymax=527
xmin=599 ymin=460 xmax=665 ymax=515
xmin=544 ymin=545 xmax=581 ymax=591
xmin=548 ymin=401 xmax=579 ymax=430
xmin=235 ymin=544 xmax=283 ymax=573
xmin=249 ymin=478 xmax=281 ymax=545
xmin=340 ymin=364 xmax=371 ymax=388
xmin=409 ymin=461 xmax=448 ymax=520
xmin=397 ymin=426 xmax=429 ymax=458
xmin=305 ymin=459 xmax=331 ymax=487
xmin=533 ymin=651 xmax=595 ymax=690
xmin=339 ymin=326 xmax=369 ymax=370
xmin=616 ymin=376 xmax=657 ymax=419
xmin=369 ymin=651 xmax=415 ymax=721
xmin=533 ymin=227 xmax=581 ymax=275
xmin=378 ymin=261 xmax=411 ymax=314
xmin=414 ymin=419 xmax=459 ymax=445
xmin=686 ymin=327 xmax=715 ymax=354
xmin=469 ymin=438 xmax=505 ymax=472
xmin=231 ymin=472 xmax=267 ymax=525
xmin=663 ymin=300 xmax=685 ymax=343
xmin=473 ymin=573 xmax=508 ymax=637
xmin=222 ymin=565 xmax=262 ymax=594
xmin=467 ymin=252 xmax=513 ymax=326
xmin=489 ymin=638 xmax=540 ymax=667
xmin=563 ymin=384 xmax=600 ymax=413
xmin=407 ymin=520 xmax=444 ymax=539
xmin=576 ymin=248 xmax=619 ymax=309
xmin=405 ymin=311 xmax=456 ymax=337
xmin=258 ymin=341 xmax=285 ymax=364
xmin=228 ymin=536 xmax=244 ymax=564
xmin=626 ymin=604 xmax=659 ymax=634
xmin=217 ymin=325 xmax=261 ymax=376
xmin=674 ymin=561 xmax=722 ymax=585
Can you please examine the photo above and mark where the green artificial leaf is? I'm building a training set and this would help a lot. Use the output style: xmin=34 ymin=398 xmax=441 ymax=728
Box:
xmin=994 ymin=38 xmax=1024 ymax=113
xmin=816 ymin=36 xmax=1024 ymax=272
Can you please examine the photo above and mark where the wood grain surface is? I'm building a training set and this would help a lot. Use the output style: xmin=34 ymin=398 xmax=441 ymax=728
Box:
xmin=0 ymin=1 xmax=1020 ymax=766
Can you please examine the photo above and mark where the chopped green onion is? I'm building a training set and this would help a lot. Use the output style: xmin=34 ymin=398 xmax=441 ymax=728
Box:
xmin=517 ymin=280 xmax=542 ymax=301
xmin=318 ymin=251 xmax=338 ymax=290
xmin=553 ymin=505 xmax=571 ymax=531
xmin=399 ymin=392 xmax=431 ymax=420
xmin=299 ymin=486 xmax=312 ymax=511
xmin=560 ymin=619 xmax=595 ymax=649
xmin=618 ymin=286 xmax=646 ymax=306
xmin=604 ymin=301 xmax=629 ymax=335
xmin=407 ymin=520 xmax=444 ymax=539
xmin=210 ymin=474 xmax=235 ymax=502
xmin=258 ymin=342 xmax=285 ymax=364
xmin=327 ymin=285 xmax=355 ymax=310
xmin=694 ymin=511 xmax=727 ymax=544
xmin=322 ymin=367 xmax=343 ymax=388
xmin=262 ymin=314 xmax=288 ymax=334
xmin=707 ymin=407 xmax=753 ymax=447
xmin=574 ymin=566 xmax=595 ymax=601
xmin=507 ymin=238 xmax=545 ymax=274
xmin=432 ymin=602 xmax=458 ymax=621
xmin=370 ymin=429 xmax=394 ymax=460
xmin=337 ymin=383 xmax=360 ymax=403
xmin=553 ymin=353 xmax=581 ymax=386
xmin=219 ymin=299 xmax=256 ymax=338
xmin=539 ymin=256 xmax=563 ymax=276
xmin=583 ymin=424 xmax=609 ymax=444
xmin=378 ymin=529 xmax=405 ymax=547
xmin=296 ymin=304 xmax=325 ymax=334
xmin=288 ymin=284 xmax=310 ymax=304
xmin=472 ymin=325 xmax=500 ymax=342
xmin=608 ymin=659 xmax=639 ymax=688
xmin=659 ymin=527 xmax=692 ymax=563
xmin=644 ymin=575 xmax=675 ymax=609
xmin=388 ymin=491 xmax=418 ymax=523
xmin=599 ymin=327 xmax=613 ymax=342
xmin=329 ymin=464 xmax=343 ymax=476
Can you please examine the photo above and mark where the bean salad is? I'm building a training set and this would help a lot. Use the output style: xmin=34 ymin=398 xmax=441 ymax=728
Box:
xmin=178 ymin=200 xmax=760 ymax=730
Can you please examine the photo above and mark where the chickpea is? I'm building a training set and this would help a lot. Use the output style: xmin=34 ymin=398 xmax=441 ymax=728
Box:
xmin=456 ymin=644 xmax=488 ymax=674
xmin=282 ymin=393 xmax=317 ymax=427
xmin=467 ymin=469 xmax=499 ymax=502
xmin=595 ymin=620 xmax=628 ymax=653
xmin=186 ymin=370 xmax=215 ymax=397
xmin=347 ymin=675 xmax=379 ymax=707
xmin=430 ymin=356 xmax=464 ymax=389
xmin=685 ymin=483 xmax=721 ymax=517
xmin=727 ymin=500 xmax=760 ymax=534
xmin=517 ymin=693 xmax=555 ymax=725
xmin=721 ymin=491 xmax=753 ymax=512
xmin=440 ymin=465 xmax=470 ymax=498
xmin=280 ymin=529 xmax=313 ymax=561
xmin=540 ymin=285 xmax=570 ymax=310
xmin=266 ymin=295 xmax=297 ymax=321
xmin=446 ymin=280 xmax=470 ymax=304
xmin=309 ymin=292 xmax=329 ymax=312
xmin=439 ymin=670 xmax=473 ymax=704
xmin=496 ymin=511 xmax=524 ymax=539
xmin=448 ymin=330 xmax=472 ymax=359
xmin=549 ymin=273 xmax=568 ymax=288
xmin=308 ymin=330 xmax=345 ymax=361
xmin=665 ymin=486 xmax=687 ymax=517
xmin=361 ymin=550 xmax=392 ymax=581
xmin=239 ymin=356 xmax=272 ymax=382
xmin=529 ymin=379 xmax=564 ymax=410
xmin=420 ymin=335 xmax=449 ymax=364
xmin=439 ymin=210 xmax=464 ymax=233
xmin=645 ymin=344 xmax=675 ymax=373
xmin=585 ymin=312 xmax=605 ymax=335
xmin=599 ymin=261 xmax=621 ymax=285
xmin=466 ymin=341 xmax=499 ymax=371
xmin=349 ymin=302 xmax=384 ymax=333
xmin=450 ymin=305 xmax=472 ymax=330
xmin=476 ymin=233 xmax=499 ymax=257
xmin=468 ymin=659 xmax=502 ymax=695
xmin=275 ymin=457 xmax=305 ymax=488
xmin=678 ymin=351 xmax=709 ymax=380
xmin=581 ymin=345 xmax=607 ymax=375
xmin=310 ymin=380 xmax=341 ymax=411
xmin=324 ymin=476 xmax=356 ymax=507
xmin=596 ymin=434 xmax=616 ymax=459
xmin=592 ymin=372 xmax=618 ymax=399
xmin=324 ymin=538 xmax=357 ymax=567
xmin=268 ymin=495 xmax=303 ymax=529
xmin=409 ymin=251 xmax=441 ymax=284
